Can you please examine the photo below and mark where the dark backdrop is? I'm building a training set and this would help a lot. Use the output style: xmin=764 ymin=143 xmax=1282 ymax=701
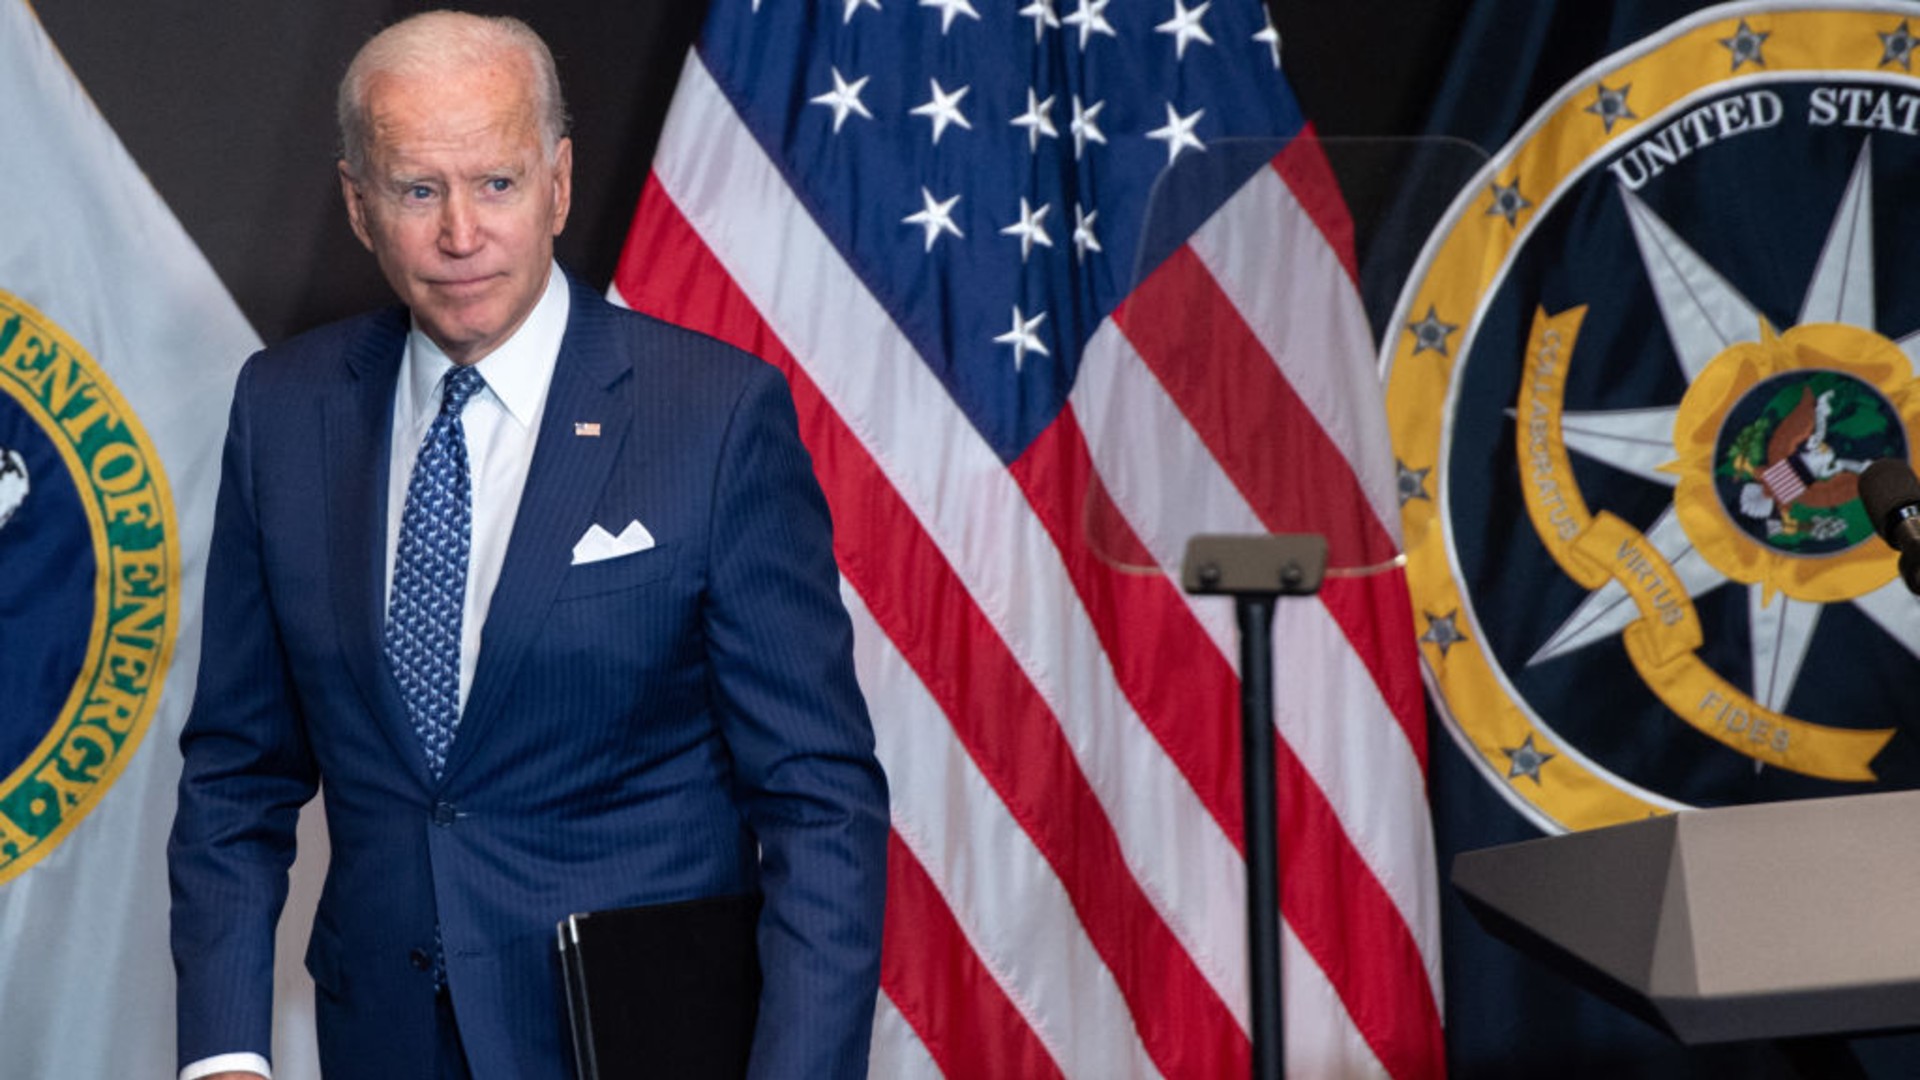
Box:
xmin=33 ymin=0 xmax=1473 ymax=345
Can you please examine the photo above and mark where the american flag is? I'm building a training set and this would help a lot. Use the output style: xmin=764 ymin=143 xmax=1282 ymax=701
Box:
xmin=611 ymin=0 xmax=1445 ymax=1076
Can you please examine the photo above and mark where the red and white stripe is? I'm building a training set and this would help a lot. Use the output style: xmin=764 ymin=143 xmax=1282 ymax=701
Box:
xmin=614 ymin=51 xmax=1445 ymax=1080
xmin=1761 ymin=458 xmax=1807 ymax=506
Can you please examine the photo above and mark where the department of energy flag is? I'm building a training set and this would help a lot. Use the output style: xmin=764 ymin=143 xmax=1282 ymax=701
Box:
xmin=614 ymin=0 xmax=1444 ymax=1076
xmin=0 ymin=4 xmax=316 ymax=1076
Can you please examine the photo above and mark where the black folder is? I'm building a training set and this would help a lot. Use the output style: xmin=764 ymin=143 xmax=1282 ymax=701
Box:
xmin=557 ymin=892 xmax=762 ymax=1080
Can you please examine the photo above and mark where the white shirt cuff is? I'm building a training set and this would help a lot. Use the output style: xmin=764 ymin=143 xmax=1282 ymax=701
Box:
xmin=180 ymin=1051 xmax=272 ymax=1080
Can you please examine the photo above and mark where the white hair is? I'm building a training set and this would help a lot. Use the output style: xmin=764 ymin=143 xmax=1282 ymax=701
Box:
xmin=337 ymin=10 xmax=569 ymax=177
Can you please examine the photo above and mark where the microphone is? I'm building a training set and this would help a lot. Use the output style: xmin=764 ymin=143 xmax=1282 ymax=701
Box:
xmin=1859 ymin=458 xmax=1920 ymax=595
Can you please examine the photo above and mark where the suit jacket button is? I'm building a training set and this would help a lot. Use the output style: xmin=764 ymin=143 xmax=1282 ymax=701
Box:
xmin=432 ymin=801 xmax=457 ymax=826
xmin=409 ymin=947 xmax=431 ymax=971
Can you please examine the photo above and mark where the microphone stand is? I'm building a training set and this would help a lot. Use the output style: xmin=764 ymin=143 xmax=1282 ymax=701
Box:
xmin=1181 ymin=534 xmax=1329 ymax=1080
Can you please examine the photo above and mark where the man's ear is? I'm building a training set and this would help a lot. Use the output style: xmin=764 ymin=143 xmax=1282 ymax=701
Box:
xmin=549 ymin=137 xmax=574 ymax=237
xmin=339 ymin=160 xmax=375 ymax=252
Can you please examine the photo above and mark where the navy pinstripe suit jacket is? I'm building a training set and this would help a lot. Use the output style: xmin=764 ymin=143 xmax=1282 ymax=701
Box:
xmin=169 ymin=272 xmax=889 ymax=1079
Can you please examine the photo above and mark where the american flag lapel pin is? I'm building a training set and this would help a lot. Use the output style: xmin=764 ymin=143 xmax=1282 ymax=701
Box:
xmin=574 ymin=421 xmax=601 ymax=437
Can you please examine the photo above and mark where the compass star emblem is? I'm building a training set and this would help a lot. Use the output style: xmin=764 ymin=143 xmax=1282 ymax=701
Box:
xmin=1527 ymin=142 xmax=1920 ymax=726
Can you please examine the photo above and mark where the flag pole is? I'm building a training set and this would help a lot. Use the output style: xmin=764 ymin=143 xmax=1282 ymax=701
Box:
xmin=1182 ymin=534 xmax=1329 ymax=1080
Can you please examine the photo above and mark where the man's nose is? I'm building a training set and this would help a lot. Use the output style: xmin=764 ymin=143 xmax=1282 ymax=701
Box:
xmin=438 ymin=192 xmax=482 ymax=256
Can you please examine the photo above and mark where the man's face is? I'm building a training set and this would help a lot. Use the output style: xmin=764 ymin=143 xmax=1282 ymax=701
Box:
xmin=340 ymin=57 xmax=572 ymax=366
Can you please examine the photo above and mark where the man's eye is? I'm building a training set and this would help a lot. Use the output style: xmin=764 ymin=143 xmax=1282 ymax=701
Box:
xmin=487 ymin=178 xmax=513 ymax=193
xmin=405 ymin=185 xmax=434 ymax=201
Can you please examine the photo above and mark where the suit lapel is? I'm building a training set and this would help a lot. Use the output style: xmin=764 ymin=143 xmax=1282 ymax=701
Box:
xmin=324 ymin=308 xmax=437 ymax=787
xmin=444 ymin=278 xmax=634 ymax=779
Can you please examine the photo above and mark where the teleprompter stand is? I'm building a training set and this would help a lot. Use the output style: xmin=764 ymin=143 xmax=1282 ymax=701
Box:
xmin=1181 ymin=534 xmax=1329 ymax=1080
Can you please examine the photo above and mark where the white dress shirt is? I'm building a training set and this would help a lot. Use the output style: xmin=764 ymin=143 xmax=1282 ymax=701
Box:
xmin=383 ymin=261 xmax=569 ymax=714
xmin=179 ymin=263 xmax=570 ymax=1080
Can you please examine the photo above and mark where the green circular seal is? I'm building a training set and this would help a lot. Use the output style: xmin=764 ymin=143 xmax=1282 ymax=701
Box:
xmin=0 ymin=287 xmax=177 ymax=881
xmin=1713 ymin=370 xmax=1904 ymax=553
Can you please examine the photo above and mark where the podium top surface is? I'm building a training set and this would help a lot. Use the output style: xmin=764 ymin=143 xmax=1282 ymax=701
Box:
xmin=1452 ymin=790 xmax=1920 ymax=1043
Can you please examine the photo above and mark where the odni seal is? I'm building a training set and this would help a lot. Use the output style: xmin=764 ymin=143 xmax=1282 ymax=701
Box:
xmin=1387 ymin=4 xmax=1920 ymax=833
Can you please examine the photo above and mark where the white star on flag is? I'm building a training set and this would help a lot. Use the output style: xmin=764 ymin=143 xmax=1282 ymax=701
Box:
xmin=904 ymin=187 xmax=964 ymax=252
xmin=1062 ymin=0 xmax=1116 ymax=50
xmin=1019 ymin=0 xmax=1061 ymax=41
xmin=1147 ymin=100 xmax=1205 ymax=164
xmin=842 ymin=0 xmax=881 ymax=23
xmin=1011 ymin=88 xmax=1059 ymax=152
xmin=1072 ymin=203 xmax=1101 ymax=260
xmin=1254 ymin=9 xmax=1282 ymax=69
xmin=811 ymin=67 xmax=873 ymax=133
xmin=1155 ymin=0 xmax=1214 ymax=60
xmin=992 ymin=304 xmax=1049 ymax=370
xmin=1000 ymin=197 xmax=1053 ymax=261
xmin=1070 ymin=95 xmax=1107 ymax=159
xmin=910 ymin=79 xmax=972 ymax=144
xmin=920 ymin=0 xmax=981 ymax=33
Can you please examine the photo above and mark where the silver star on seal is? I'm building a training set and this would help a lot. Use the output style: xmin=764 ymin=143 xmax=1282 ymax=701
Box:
xmin=1406 ymin=305 xmax=1459 ymax=357
xmin=1503 ymin=734 xmax=1555 ymax=784
xmin=1719 ymin=18 xmax=1769 ymax=71
xmin=1880 ymin=20 xmax=1917 ymax=70
xmin=1420 ymin=609 xmax=1468 ymax=657
xmin=1584 ymin=82 xmax=1637 ymax=134
xmin=1486 ymin=179 xmax=1532 ymax=227
xmin=1397 ymin=460 xmax=1432 ymax=506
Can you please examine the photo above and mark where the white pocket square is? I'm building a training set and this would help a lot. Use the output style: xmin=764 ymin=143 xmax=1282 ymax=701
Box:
xmin=571 ymin=520 xmax=656 ymax=565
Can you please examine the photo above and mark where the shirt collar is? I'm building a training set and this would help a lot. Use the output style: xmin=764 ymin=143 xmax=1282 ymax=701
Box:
xmin=402 ymin=261 xmax=571 ymax=430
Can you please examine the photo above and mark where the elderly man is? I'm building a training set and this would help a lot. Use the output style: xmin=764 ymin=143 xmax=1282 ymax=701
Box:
xmin=168 ymin=12 xmax=888 ymax=1080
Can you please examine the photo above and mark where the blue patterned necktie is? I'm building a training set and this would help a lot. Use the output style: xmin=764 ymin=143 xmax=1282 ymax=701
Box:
xmin=385 ymin=363 xmax=486 ymax=780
